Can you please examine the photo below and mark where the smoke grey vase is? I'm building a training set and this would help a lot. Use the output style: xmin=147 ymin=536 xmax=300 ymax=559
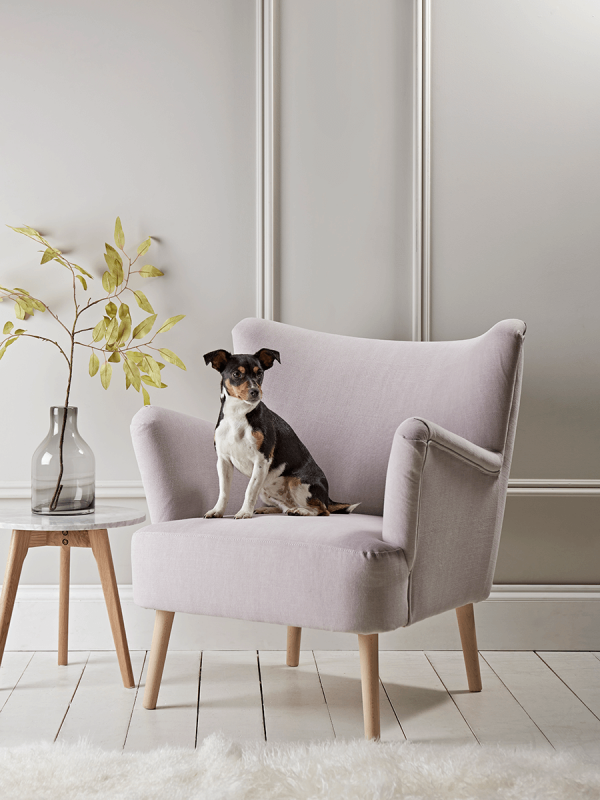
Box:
xmin=31 ymin=407 xmax=95 ymax=515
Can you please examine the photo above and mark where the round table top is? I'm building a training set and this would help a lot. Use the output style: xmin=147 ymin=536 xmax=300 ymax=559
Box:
xmin=0 ymin=505 xmax=146 ymax=532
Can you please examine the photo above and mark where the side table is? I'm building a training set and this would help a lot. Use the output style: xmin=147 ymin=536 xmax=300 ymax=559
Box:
xmin=0 ymin=505 xmax=145 ymax=688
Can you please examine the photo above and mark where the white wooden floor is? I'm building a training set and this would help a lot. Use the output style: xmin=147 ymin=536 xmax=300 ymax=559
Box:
xmin=1 ymin=650 xmax=599 ymax=757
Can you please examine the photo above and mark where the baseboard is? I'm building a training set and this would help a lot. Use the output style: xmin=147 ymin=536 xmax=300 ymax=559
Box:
xmin=4 ymin=584 xmax=599 ymax=651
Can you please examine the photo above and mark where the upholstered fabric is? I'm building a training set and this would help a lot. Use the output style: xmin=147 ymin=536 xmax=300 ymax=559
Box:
xmin=132 ymin=515 xmax=408 ymax=634
xmin=130 ymin=318 xmax=525 ymax=633
xmin=232 ymin=318 xmax=524 ymax=516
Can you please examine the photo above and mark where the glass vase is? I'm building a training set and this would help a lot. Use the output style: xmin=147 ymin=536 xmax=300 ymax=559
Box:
xmin=31 ymin=407 xmax=95 ymax=515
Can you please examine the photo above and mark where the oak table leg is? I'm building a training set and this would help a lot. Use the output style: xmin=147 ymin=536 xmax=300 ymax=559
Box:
xmin=286 ymin=626 xmax=301 ymax=667
xmin=58 ymin=543 xmax=70 ymax=666
xmin=88 ymin=529 xmax=135 ymax=688
xmin=358 ymin=632 xmax=380 ymax=740
xmin=144 ymin=610 xmax=175 ymax=709
xmin=456 ymin=603 xmax=483 ymax=692
xmin=0 ymin=530 xmax=30 ymax=667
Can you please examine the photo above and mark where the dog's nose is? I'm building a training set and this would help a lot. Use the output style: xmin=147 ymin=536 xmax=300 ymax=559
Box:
xmin=249 ymin=388 xmax=260 ymax=399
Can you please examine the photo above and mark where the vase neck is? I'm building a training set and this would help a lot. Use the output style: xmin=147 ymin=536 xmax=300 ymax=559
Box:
xmin=49 ymin=406 xmax=78 ymax=435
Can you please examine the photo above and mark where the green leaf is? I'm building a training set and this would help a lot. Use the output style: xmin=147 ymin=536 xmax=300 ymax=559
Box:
xmin=105 ymin=317 xmax=119 ymax=347
xmin=40 ymin=247 xmax=58 ymax=264
xmin=92 ymin=319 xmax=106 ymax=342
xmin=14 ymin=329 xmax=25 ymax=335
xmin=72 ymin=264 xmax=94 ymax=279
xmin=118 ymin=302 xmax=131 ymax=319
xmin=0 ymin=347 xmax=5 ymax=361
xmin=156 ymin=314 xmax=185 ymax=335
xmin=108 ymin=350 xmax=121 ymax=363
xmin=3 ymin=321 xmax=13 ymax=335
xmin=89 ymin=352 xmax=99 ymax=376
xmin=14 ymin=302 xmax=25 ymax=320
xmin=141 ymin=355 xmax=162 ymax=387
xmin=8 ymin=225 xmax=43 ymax=239
xmin=133 ymin=290 xmax=154 ymax=314
xmin=137 ymin=237 xmax=152 ymax=256
xmin=102 ymin=271 xmax=116 ymax=293
xmin=139 ymin=265 xmax=164 ymax=278
xmin=114 ymin=217 xmax=125 ymax=249
xmin=142 ymin=387 xmax=151 ymax=406
xmin=28 ymin=298 xmax=45 ymax=312
xmin=127 ymin=351 xmax=144 ymax=364
xmin=100 ymin=361 xmax=112 ymax=389
xmin=132 ymin=313 xmax=157 ymax=340
xmin=158 ymin=348 xmax=186 ymax=370
xmin=104 ymin=245 xmax=124 ymax=286
xmin=105 ymin=302 xmax=117 ymax=318
xmin=125 ymin=373 xmax=132 ymax=390
xmin=76 ymin=275 xmax=88 ymax=291
xmin=4 ymin=336 xmax=18 ymax=347
xmin=123 ymin=357 xmax=141 ymax=391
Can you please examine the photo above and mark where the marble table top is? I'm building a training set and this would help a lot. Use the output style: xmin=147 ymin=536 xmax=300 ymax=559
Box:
xmin=0 ymin=505 xmax=146 ymax=531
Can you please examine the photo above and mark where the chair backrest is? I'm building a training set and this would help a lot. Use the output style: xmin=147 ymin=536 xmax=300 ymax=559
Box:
xmin=233 ymin=318 xmax=525 ymax=516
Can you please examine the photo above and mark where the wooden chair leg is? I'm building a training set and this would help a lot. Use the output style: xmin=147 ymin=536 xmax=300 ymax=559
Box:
xmin=0 ymin=531 xmax=30 ymax=667
xmin=143 ymin=610 xmax=175 ymax=709
xmin=456 ymin=603 xmax=482 ymax=692
xmin=88 ymin=529 xmax=135 ymax=688
xmin=286 ymin=626 xmax=301 ymax=667
xmin=358 ymin=633 xmax=380 ymax=740
xmin=58 ymin=545 xmax=70 ymax=666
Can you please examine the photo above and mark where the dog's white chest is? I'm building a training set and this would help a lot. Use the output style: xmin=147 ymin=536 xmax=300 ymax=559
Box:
xmin=215 ymin=401 xmax=261 ymax=478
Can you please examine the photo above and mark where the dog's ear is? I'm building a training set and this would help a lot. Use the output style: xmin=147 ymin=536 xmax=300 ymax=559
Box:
xmin=203 ymin=349 xmax=231 ymax=372
xmin=254 ymin=348 xmax=281 ymax=370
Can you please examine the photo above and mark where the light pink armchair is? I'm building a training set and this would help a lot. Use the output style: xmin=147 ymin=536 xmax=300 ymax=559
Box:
xmin=131 ymin=318 xmax=525 ymax=739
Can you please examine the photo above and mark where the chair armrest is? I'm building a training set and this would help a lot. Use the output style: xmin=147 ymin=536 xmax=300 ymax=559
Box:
xmin=383 ymin=417 xmax=506 ymax=625
xmin=130 ymin=406 xmax=247 ymax=523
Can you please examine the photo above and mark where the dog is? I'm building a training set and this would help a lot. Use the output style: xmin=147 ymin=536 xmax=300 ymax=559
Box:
xmin=203 ymin=347 xmax=359 ymax=519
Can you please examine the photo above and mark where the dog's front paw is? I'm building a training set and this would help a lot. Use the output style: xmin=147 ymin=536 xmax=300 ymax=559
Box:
xmin=205 ymin=509 xmax=224 ymax=519
xmin=234 ymin=510 xmax=254 ymax=520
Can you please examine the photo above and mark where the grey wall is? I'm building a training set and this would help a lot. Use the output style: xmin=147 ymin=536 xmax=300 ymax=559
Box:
xmin=0 ymin=0 xmax=598 ymax=587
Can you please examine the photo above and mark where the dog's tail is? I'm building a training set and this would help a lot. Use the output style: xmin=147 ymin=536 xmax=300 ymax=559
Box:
xmin=327 ymin=501 xmax=360 ymax=514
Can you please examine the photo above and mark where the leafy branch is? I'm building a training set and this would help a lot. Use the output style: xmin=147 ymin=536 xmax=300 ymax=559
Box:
xmin=0 ymin=218 xmax=187 ymax=509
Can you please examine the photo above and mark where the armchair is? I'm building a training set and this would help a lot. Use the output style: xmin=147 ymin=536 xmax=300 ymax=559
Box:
xmin=131 ymin=318 xmax=525 ymax=739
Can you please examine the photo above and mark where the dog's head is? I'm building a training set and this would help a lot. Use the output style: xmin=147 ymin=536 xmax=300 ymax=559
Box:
xmin=203 ymin=348 xmax=281 ymax=405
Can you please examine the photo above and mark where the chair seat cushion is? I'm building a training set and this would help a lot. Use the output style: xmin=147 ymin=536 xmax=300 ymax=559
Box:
xmin=132 ymin=514 xmax=409 ymax=634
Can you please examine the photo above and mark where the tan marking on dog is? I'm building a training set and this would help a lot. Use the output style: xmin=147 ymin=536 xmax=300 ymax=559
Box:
xmin=327 ymin=502 xmax=351 ymax=513
xmin=254 ymin=506 xmax=283 ymax=515
xmin=269 ymin=444 xmax=275 ymax=459
xmin=225 ymin=378 xmax=250 ymax=401
xmin=252 ymin=429 xmax=264 ymax=450
xmin=238 ymin=366 xmax=246 ymax=374
xmin=308 ymin=497 xmax=330 ymax=516
xmin=253 ymin=366 xmax=260 ymax=373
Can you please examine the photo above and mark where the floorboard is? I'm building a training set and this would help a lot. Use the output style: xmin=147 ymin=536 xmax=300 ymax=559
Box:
xmin=57 ymin=651 xmax=146 ymax=750
xmin=426 ymin=650 xmax=552 ymax=749
xmin=314 ymin=651 xmax=404 ymax=741
xmin=537 ymin=652 xmax=600 ymax=722
xmin=379 ymin=651 xmax=476 ymax=744
xmin=0 ymin=651 xmax=89 ymax=746
xmin=124 ymin=651 xmax=200 ymax=752
xmin=197 ymin=651 xmax=264 ymax=743
xmin=259 ymin=651 xmax=334 ymax=742
xmin=483 ymin=651 xmax=600 ymax=758
xmin=0 ymin=652 xmax=34 ymax=713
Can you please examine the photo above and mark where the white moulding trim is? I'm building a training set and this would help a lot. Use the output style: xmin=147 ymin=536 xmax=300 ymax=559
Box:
xmin=8 ymin=584 xmax=600 ymax=603
xmin=2 ymin=479 xmax=600 ymax=501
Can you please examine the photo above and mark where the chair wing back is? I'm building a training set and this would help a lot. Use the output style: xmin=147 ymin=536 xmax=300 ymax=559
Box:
xmin=233 ymin=318 xmax=525 ymax=516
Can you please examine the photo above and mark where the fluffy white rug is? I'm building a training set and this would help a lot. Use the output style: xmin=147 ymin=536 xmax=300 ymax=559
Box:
xmin=0 ymin=736 xmax=598 ymax=800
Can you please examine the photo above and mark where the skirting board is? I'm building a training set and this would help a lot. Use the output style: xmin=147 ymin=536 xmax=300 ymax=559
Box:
xmin=2 ymin=584 xmax=599 ymax=651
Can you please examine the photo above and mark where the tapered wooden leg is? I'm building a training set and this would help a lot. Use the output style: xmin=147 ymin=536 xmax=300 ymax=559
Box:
xmin=456 ymin=603 xmax=482 ymax=692
xmin=286 ymin=626 xmax=301 ymax=667
xmin=58 ymin=544 xmax=70 ymax=666
xmin=144 ymin=610 xmax=175 ymax=709
xmin=0 ymin=531 xmax=30 ymax=667
xmin=358 ymin=633 xmax=380 ymax=740
xmin=88 ymin=529 xmax=135 ymax=688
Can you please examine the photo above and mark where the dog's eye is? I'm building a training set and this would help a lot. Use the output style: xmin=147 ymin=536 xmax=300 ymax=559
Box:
xmin=232 ymin=371 xmax=241 ymax=379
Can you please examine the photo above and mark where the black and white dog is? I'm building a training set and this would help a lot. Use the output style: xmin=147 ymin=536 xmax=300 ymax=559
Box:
xmin=203 ymin=348 xmax=358 ymax=519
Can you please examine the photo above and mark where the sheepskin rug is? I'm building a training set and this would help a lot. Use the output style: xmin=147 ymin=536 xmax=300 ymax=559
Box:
xmin=0 ymin=735 xmax=598 ymax=800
